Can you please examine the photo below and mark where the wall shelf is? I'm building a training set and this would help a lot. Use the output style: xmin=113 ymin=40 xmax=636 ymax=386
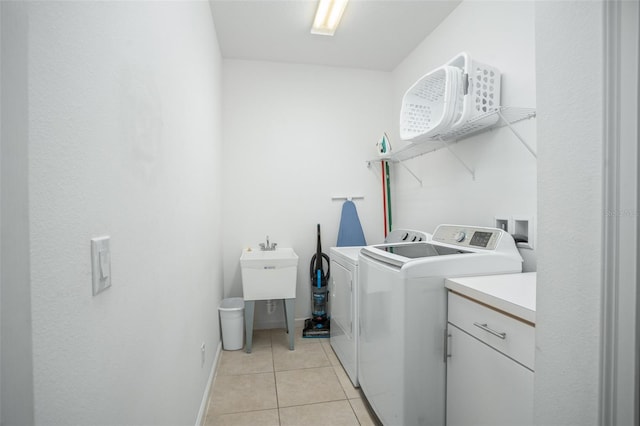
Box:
xmin=367 ymin=106 xmax=536 ymax=184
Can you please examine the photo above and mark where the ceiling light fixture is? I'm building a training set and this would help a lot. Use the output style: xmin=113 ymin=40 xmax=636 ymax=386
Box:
xmin=311 ymin=0 xmax=349 ymax=36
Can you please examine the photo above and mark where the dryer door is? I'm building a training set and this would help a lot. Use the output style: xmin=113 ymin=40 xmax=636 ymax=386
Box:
xmin=330 ymin=260 xmax=353 ymax=340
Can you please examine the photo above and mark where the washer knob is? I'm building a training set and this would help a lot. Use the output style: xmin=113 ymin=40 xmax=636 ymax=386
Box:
xmin=453 ymin=231 xmax=466 ymax=242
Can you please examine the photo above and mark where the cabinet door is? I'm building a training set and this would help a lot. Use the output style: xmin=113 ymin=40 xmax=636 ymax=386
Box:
xmin=446 ymin=325 xmax=534 ymax=426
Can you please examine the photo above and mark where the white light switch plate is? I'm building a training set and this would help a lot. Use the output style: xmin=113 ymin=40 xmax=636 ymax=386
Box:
xmin=91 ymin=236 xmax=111 ymax=296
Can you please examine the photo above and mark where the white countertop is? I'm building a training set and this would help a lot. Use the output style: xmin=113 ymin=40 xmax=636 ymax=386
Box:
xmin=445 ymin=272 xmax=536 ymax=324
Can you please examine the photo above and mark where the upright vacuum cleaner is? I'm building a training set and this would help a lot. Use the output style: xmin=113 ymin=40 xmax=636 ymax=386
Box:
xmin=303 ymin=224 xmax=330 ymax=338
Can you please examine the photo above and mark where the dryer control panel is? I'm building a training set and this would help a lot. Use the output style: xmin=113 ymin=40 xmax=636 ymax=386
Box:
xmin=432 ymin=225 xmax=503 ymax=250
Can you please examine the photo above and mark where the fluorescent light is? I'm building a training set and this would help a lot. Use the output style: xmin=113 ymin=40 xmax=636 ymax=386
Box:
xmin=311 ymin=0 xmax=349 ymax=36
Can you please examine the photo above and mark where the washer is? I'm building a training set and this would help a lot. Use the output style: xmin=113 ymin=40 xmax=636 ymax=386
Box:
xmin=358 ymin=224 xmax=522 ymax=426
xmin=329 ymin=229 xmax=431 ymax=387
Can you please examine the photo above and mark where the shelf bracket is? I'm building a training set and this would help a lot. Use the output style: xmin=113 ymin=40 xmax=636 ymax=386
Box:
xmin=439 ymin=137 xmax=475 ymax=180
xmin=497 ymin=109 xmax=537 ymax=158
xmin=368 ymin=159 xmax=423 ymax=186
xmin=396 ymin=159 xmax=423 ymax=186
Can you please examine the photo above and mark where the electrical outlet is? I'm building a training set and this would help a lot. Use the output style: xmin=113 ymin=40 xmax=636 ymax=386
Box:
xmin=201 ymin=342 xmax=205 ymax=367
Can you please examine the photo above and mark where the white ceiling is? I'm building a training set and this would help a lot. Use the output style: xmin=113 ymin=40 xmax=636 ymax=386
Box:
xmin=209 ymin=0 xmax=462 ymax=71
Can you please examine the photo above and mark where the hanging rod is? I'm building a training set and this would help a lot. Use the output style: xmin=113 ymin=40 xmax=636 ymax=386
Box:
xmin=331 ymin=195 xmax=365 ymax=201
xmin=366 ymin=107 xmax=536 ymax=184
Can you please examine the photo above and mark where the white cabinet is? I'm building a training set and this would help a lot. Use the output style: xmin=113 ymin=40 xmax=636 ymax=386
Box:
xmin=446 ymin=291 xmax=534 ymax=426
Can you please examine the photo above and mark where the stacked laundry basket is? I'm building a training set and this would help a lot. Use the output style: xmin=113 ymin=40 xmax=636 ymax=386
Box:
xmin=399 ymin=52 xmax=502 ymax=143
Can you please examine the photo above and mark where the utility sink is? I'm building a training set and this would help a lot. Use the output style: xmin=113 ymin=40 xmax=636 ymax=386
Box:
xmin=240 ymin=248 xmax=299 ymax=301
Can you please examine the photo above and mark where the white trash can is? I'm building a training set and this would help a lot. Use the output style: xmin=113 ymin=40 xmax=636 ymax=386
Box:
xmin=219 ymin=297 xmax=245 ymax=350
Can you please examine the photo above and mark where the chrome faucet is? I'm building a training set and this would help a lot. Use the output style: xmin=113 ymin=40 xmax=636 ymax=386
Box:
xmin=259 ymin=236 xmax=277 ymax=251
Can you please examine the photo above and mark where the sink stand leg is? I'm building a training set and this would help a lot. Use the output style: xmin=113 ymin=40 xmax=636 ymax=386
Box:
xmin=244 ymin=300 xmax=255 ymax=353
xmin=284 ymin=298 xmax=295 ymax=350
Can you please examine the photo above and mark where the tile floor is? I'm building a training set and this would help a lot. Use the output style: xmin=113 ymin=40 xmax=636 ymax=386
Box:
xmin=204 ymin=327 xmax=380 ymax=426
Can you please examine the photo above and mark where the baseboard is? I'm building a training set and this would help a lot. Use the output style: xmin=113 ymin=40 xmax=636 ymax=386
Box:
xmin=195 ymin=341 xmax=222 ymax=426
xmin=295 ymin=317 xmax=307 ymax=329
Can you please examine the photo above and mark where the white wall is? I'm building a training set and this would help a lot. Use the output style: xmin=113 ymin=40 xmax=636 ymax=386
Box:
xmin=6 ymin=1 xmax=224 ymax=424
xmin=535 ymin=2 xmax=606 ymax=424
xmin=222 ymin=60 xmax=392 ymax=326
xmin=389 ymin=1 xmax=537 ymax=239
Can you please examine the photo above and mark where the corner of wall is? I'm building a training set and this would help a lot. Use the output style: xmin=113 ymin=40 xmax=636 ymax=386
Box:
xmin=1 ymin=2 xmax=35 ymax=424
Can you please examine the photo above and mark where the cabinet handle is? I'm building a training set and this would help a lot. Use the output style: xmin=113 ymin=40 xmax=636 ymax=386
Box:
xmin=443 ymin=329 xmax=451 ymax=363
xmin=473 ymin=322 xmax=507 ymax=339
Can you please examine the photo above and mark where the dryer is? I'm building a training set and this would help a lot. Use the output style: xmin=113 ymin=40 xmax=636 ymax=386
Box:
xmin=358 ymin=225 xmax=522 ymax=426
xmin=329 ymin=229 xmax=430 ymax=387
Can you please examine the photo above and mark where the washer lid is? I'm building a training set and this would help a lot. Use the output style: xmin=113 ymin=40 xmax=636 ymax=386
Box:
xmin=374 ymin=242 xmax=469 ymax=258
xmin=361 ymin=242 xmax=471 ymax=268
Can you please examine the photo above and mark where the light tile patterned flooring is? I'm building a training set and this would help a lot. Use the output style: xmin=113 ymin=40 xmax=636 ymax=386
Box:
xmin=204 ymin=327 xmax=380 ymax=426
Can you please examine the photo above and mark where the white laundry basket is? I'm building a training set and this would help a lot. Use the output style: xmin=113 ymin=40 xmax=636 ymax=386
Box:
xmin=219 ymin=297 xmax=244 ymax=351
xmin=399 ymin=65 xmax=463 ymax=142
xmin=446 ymin=52 xmax=502 ymax=135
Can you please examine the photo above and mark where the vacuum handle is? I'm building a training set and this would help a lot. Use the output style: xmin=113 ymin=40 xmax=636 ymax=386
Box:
xmin=309 ymin=253 xmax=331 ymax=282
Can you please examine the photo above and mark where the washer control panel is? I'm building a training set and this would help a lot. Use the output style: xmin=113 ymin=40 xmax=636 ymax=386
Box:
xmin=432 ymin=225 xmax=503 ymax=250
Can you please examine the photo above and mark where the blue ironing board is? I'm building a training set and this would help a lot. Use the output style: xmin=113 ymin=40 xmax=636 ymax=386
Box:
xmin=337 ymin=200 xmax=367 ymax=247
